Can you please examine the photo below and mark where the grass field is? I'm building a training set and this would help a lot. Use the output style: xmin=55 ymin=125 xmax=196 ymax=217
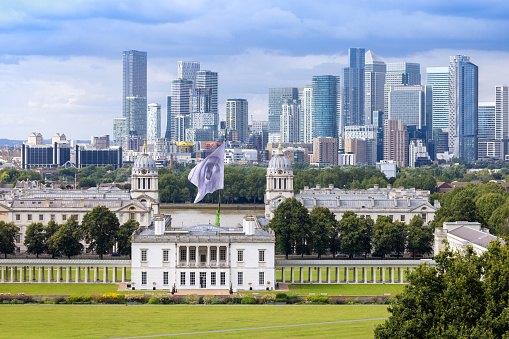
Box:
xmin=287 ymin=284 xmax=405 ymax=296
xmin=0 ymin=283 xmax=120 ymax=296
xmin=0 ymin=305 xmax=389 ymax=338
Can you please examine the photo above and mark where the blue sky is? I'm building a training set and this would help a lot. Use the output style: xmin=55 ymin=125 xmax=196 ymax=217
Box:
xmin=1 ymin=0 xmax=509 ymax=139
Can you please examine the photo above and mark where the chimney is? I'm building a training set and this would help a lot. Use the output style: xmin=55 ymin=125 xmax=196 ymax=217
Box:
xmin=243 ymin=216 xmax=256 ymax=235
xmin=154 ymin=215 xmax=165 ymax=235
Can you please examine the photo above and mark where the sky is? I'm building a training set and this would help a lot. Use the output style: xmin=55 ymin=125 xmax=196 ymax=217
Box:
xmin=1 ymin=0 xmax=509 ymax=140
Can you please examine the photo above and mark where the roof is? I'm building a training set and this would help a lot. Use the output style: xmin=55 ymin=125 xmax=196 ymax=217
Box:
xmin=133 ymin=152 xmax=157 ymax=171
xmin=449 ymin=226 xmax=504 ymax=249
xmin=268 ymin=148 xmax=292 ymax=170
xmin=365 ymin=50 xmax=384 ymax=64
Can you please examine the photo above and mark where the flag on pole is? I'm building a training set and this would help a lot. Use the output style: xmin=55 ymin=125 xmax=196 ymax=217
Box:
xmin=188 ymin=142 xmax=225 ymax=203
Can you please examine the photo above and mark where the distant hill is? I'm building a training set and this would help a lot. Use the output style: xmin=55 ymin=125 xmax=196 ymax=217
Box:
xmin=0 ymin=139 xmax=24 ymax=147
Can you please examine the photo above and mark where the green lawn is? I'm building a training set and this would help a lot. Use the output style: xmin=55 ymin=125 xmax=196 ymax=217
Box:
xmin=0 ymin=283 xmax=120 ymax=296
xmin=288 ymin=284 xmax=406 ymax=296
xmin=0 ymin=305 xmax=389 ymax=338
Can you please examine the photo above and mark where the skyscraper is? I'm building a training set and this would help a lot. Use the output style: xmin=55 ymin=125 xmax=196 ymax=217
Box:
xmin=448 ymin=55 xmax=478 ymax=163
xmin=312 ymin=75 xmax=340 ymax=139
xmin=123 ymin=50 xmax=147 ymax=140
xmin=364 ymin=50 xmax=385 ymax=125
xmin=427 ymin=67 xmax=449 ymax=140
xmin=299 ymin=86 xmax=313 ymax=143
xmin=280 ymin=99 xmax=300 ymax=143
xmin=495 ymin=86 xmax=508 ymax=141
xmin=384 ymin=120 xmax=409 ymax=167
xmin=196 ymin=70 xmax=218 ymax=115
xmin=170 ymin=78 xmax=193 ymax=140
xmin=386 ymin=85 xmax=425 ymax=129
xmin=477 ymin=102 xmax=496 ymax=159
xmin=226 ymin=99 xmax=249 ymax=143
xmin=113 ymin=118 xmax=127 ymax=147
xmin=178 ymin=61 xmax=200 ymax=87
xmin=147 ymin=103 xmax=161 ymax=141
xmin=342 ymin=48 xmax=365 ymax=130
xmin=384 ymin=62 xmax=421 ymax=114
xmin=268 ymin=88 xmax=299 ymax=135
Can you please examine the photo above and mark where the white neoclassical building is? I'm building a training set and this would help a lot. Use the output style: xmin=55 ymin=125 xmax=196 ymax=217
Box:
xmin=0 ymin=148 xmax=159 ymax=252
xmin=265 ymin=145 xmax=438 ymax=223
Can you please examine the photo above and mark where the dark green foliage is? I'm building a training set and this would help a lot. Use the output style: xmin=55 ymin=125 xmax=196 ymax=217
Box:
xmin=116 ymin=219 xmax=139 ymax=257
xmin=0 ymin=221 xmax=18 ymax=258
xmin=309 ymin=207 xmax=338 ymax=258
xmin=240 ymin=296 xmax=257 ymax=304
xmin=375 ymin=242 xmax=509 ymax=338
xmin=23 ymin=222 xmax=46 ymax=258
xmin=339 ymin=211 xmax=373 ymax=258
xmin=393 ymin=175 xmax=437 ymax=193
xmin=82 ymin=206 xmax=120 ymax=259
xmin=45 ymin=220 xmax=60 ymax=257
xmin=406 ymin=216 xmax=433 ymax=257
xmin=50 ymin=215 xmax=83 ymax=259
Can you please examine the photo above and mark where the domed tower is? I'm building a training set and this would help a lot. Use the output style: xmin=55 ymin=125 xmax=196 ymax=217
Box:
xmin=265 ymin=145 xmax=294 ymax=218
xmin=131 ymin=147 xmax=160 ymax=214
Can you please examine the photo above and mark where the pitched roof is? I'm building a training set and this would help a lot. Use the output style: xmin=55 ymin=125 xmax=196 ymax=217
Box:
xmin=449 ymin=226 xmax=504 ymax=249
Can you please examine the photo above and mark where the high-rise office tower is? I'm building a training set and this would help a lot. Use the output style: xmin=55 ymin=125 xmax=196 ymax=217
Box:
xmin=268 ymin=88 xmax=299 ymax=135
xmin=165 ymin=96 xmax=172 ymax=140
xmin=478 ymin=102 xmax=496 ymax=159
xmin=123 ymin=50 xmax=147 ymax=140
xmin=364 ymin=50 xmax=385 ymax=125
xmin=448 ymin=55 xmax=478 ymax=163
xmin=299 ymin=86 xmax=313 ymax=143
xmin=178 ymin=61 xmax=200 ymax=87
xmin=342 ymin=48 xmax=365 ymax=130
xmin=386 ymin=85 xmax=425 ymax=129
xmin=495 ymin=86 xmax=508 ymax=141
xmin=280 ymin=99 xmax=300 ymax=143
xmin=170 ymin=78 xmax=193 ymax=140
xmin=113 ymin=118 xmax=127 ymax=147
xmin=384 ymin=62 xmax=421 ymax=114
xmin=427 ymin=67 xmax=449 ymax=140
xmin=312 ymin=75 xmax=340 ymax=139
xmin=196 ymin=70 xmax=218 ymax=115
xmin=226 ymin=99 xmax=249 ymax=143
xmin=147 ymin=103 xmax=161 ymax=141
xmin=384 ymin=120 xmax=409 ymax=167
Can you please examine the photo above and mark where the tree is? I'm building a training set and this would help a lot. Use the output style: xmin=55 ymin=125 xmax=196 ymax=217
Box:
xmin=375 ymin=241 xmax=509 ymax=338
xmin=372 ymin=216 xmax=406 ymax=258
xmin=406 ymin=215 xmax=433 ymax=257
xmin=268 ymin=198 xmax=311 ymax=259
xmin=45 ymin=220 xmax=60 ymax=258
xmin=309 ymin=207 xmax=338 ymax=259
xmin=339 ymin=211 xmax=361 ymax=258
xmin=476 ymin=193 xmax=506 ymax=227
xmin=23 ymin=222 xmax=46 ymax=258
xmin=0 ymin=221 xmax=18 ymax=258
xmin=51 ymin=215 xmax=83 ymax=259
xmin=117 ymin=219 xmax=140 ymax=258
xmin=78 ymin=177 xmax=96 ymax=188
xmin=82 ymin=206 xmax=120 ymax=259
xmin=390 ymin=221 xmax=407 ymax=256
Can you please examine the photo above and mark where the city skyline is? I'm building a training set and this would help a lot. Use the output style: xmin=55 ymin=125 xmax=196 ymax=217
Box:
xmin=1 ymin=1 xmax=509 ymax=139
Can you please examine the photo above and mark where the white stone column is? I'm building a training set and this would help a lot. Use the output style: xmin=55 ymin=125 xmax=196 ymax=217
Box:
xmin=335 ymin=267 xmax=340 ymax=283
xmin=122 ymin=267 xmax=126 ymax=283
xmin=308 ymin=267 xmax=312 ymax=282
xmin=282 ymin=267 xmax=286 ymax=282
xmin=0 ymin=267 xmax=4 ymax=282
xmin=326 ymin=267 xmax=331 ymax=283
xmin=186 ymin=246 xmax=190 ymax=266
xmin=317 ymin=267 xmax=321 ymax=283
xmin=103 ymin=267 xmax=107 ymax=283
xmin=38 ymin=267 xmax=42 ymax=283
xmin=207 ymin=246 xmax=210 ymax=266
xmin=344 ymin=267 xmax=348 ymax=283
xmin=290 ymin=267 xmax=294 ymax=283
xmin=114 ymin=268 xmax=118 ymax=283
xmin=28 ymin=266 xmax=32 ymax=282
xmin=354 ymin=267 xmax=358 ymax=283
xmin=66 ymin=267 xmax=70 ymax=283
xmin=85 ymin=267 xmax=89 ymax=283
xmin=382 ymin=267 xmax=386 ymax=283
xmin=75 ymin=267 xmax=80 ymax=283
xmin=391 ymin=268 xmax=395 ymax=283
xmin=56 ymin=267 xmax=60 ymax=283
xmin=299 ymin=267 xmax=303 ymax=283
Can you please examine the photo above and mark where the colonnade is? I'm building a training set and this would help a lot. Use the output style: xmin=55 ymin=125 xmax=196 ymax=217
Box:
xmin=0 ymin=259 xmax=131 ymax=283
xmin=275 ymin=259 xmax=434 ymax=284
xmin=178 ymin=245 xmax=229 ymax=267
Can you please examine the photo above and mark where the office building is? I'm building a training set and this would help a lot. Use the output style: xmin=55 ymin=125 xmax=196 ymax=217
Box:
xmin=113 ymin=118 xmax=127 ymax=147
xmin=427 ymin=67 xmax=449 ymax=140
xmin=170 ymin=78 xmax=193 ymax=140
xmin=268 ymin=88 xmax=299 ymax=135
xmin=123 ymin=50 xmax=147 ymax=140
xmin=384 ymin=62 xmax=421 ymax=114
xmin=344 ymin=125 xmax=378 ymax=165
xmin=280 ymin=99 xmax=300 ymax=143
xmin=384 ymin=120 xmax=408 ymax=167
xmin=342 ymin=48 xmax=365 ymax=129
xmin=165 ymin=96 xmax=172 ymax=140
xmin=448 ymin=55 xmax=478 ymax=163
xmin=364 ymin=50 xmax=386 ymax=125
xmin=196 ymin=71 xmax=218 ymax=115
xmin=409 ymin=139 xmax=431 ymax=167
xmin=91 ymin=135 xmax=110 ymax=150
xmin=75 ymin=145 xmax=123 ymax=169
xmin=495 ymin=86 xmax=508 ymax=141
xmin=311 ymin=75 xmax=340 ymax=139
xmin=299 ymin=86 xmax=313 ymax=143
xmin=386 ymin=85 xmax=425 ymax=128
xmin=21 ymin=133 xmax=71 ymax=169
xmin=178 ymin=61 xmax=200 ymax=87
xmin=226 ymin=99 xmax=249 ymax=143
xmin=147 ymin=103 xmax=161 ymax=141
xmin=312 ymin=137 xmax=338 ymax=165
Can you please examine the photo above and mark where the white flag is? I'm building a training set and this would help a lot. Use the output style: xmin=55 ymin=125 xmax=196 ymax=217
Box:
xmin=188 ymin=143 xmax=225 ymax=203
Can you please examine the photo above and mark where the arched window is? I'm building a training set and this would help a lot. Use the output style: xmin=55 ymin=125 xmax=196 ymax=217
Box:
xmin=143 ymin=178 xmax=146 ymax=189
xmin=147 ymin=178 xmax=151 ymax=190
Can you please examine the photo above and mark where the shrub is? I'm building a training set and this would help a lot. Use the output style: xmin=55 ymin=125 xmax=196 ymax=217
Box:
xmin=100 ymin=293 xmax=125 ymax=304
xmin=261 ymin=294 xmax=276 ymax=304
xmin=212 ymin=298 xmax=224 ymax=304
xmin=185 ymin=295 xmax=199 ymax=304
xmin=328 ymin=296 xmax=345 ymax=304
xmin=345 ymin=298 xmax=359 ymax=305
xmin=125 ymin=294 xmax=150 ymax=303
xmin=0 ymin=295 xmax=36 ymax=304
xmin=241 ymin=296 xmax=257 ymax=304
xmin=203 ymin=296 xmax=214 ymax=304
xmin=306 ymin=295 xmax=329 ymax=303
xmin=286 ymin=295 xmax=302 ymax=304
xmin=230 ymin=296 xmax=243 ymax=304
xmin=275 ymin=292 xmax=287 ymax=300
xmin=148 ymin=297 xmax=160 ymax=304
xmin=383 ymin=297 xmax=394 ymax=304
xmin=66 ymin=296 xmax=83 ymax=304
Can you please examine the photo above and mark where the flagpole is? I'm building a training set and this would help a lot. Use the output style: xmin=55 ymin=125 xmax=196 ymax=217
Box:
xmin=216 ymin=128 xmax=227 ymax=226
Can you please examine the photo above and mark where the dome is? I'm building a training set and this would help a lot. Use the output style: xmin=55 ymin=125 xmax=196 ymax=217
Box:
xmin=268 ymin=149 xmax=292 ymax=171
xmin=133 ymin=153 xmax=157 ymax=171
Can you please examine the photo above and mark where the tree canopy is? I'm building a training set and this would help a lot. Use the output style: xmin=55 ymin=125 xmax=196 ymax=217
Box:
xmin=82 ymin=206 xmax=120 ymax=259
xmin=51 ymin=215 xmax=83 ymax=259
xmin=23 ymin=222 xmax=46 ymax=258
xmin=0 ymin=221 xmax=18 ymax=258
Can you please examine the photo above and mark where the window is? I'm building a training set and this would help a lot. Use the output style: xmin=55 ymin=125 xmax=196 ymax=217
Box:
xmin=163 ymin=250 xmax=169 ymax=262
xmin=259 ymin=250 xmax=265 ymax=262
xmin=39 ymin=214 xmax=44 ymax=221
xmin=27 ymin=214 xmax=32 ymax=221
xmin=211 ymin=249 xmax=217 ymax=261
xmin=163 ymin=272 xmax=169 ymax=285
xmin=401 ymin=215 xmax=405 ymax=222
xmin=180 ymin=249 xmax=186 ymax=261
xmin=388 ymin=215 xmax=393 ymax=221
xmin=421 ymin=213 xmax=426 ymax=222
xmin=190 ymin=249 xmax=196 ymax=261
xmin=211 ymin=272 xmax=216 ymax=285
xmin=72 ymin=214 xmax=78 ymax=221
xmin=259 ymin=272 xmax=265 ymax=285
xmin=15 ymin=234 xmax=21 ymax=243
xmin=62 ymin=215 xmax=67 ymax=221
xmin=15 ymin=214 xmax=20 ymax=221
xmin=190 ymin=272 xmax=196 ymax=285
xmin=238 ymin=272 xmax=243 ymax=285
xmin=237 ymin=250 xmax=244 ymax=262
xmin=50 ymin=214 xmax=55 ymax=221
xmin=130 ymin=212 xmax=135 ymax=220
xmin=141 ymin=250 xmax=147 ymax=262
xmin=220 ymin=249 xmax=226 ymax=261
xmin=220 ymin=272 xmax=226 ymax=285
xmin=141 ymin=272 xmax=147 ymax=285
xmin=180 ymin=272 xmax=186 ymax=285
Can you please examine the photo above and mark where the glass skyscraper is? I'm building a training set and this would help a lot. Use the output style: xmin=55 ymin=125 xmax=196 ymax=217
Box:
xmin=478 ymin=103 xmax=496 ymax=140
xmin=268 ymin=88 xmax=299 ymax=135
xmin=364 ymin=50 xmax=385 ymax=125
xmin=384 ymin=62 xmax=421 ymax=114
xmin=147 ymin=103 xmax=161 ymax=141
xmin=123 ymin=50 xmax=147 ymax=140
xmin=427 ymin=67 xmax=449 ymax=140
xmin=342 ymin=48 xmax=365 ymax=131
xmin=448 ymin=55 xmax=478 ymax=163
xmin=226 ymin=99 xmax=249 ymax=143
xmin=312 ymin=75 xmax=340 ymax=139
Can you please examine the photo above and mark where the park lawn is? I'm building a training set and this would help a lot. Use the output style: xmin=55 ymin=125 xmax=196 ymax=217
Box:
xmin=0 ymin=305 xmax=389 ymax=338
xmin=288 ymin=284 xmax=406 ymax=296
xmin=0 ymin=283 xmax=120 ymax=296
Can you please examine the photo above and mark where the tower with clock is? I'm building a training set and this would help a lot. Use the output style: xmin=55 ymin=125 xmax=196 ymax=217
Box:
xmin=265 ymin=144 xmax=294 ymax=218
xmin=130 ymin=144 xmax=160 ymax=214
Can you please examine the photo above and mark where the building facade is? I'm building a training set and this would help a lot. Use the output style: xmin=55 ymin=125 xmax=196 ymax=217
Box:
xmin=226 ymin=99 xmax=249 ymax=143
xmin=312 ymin=75 xmax=340 ymax=139
xmin=147 ymin=103 xmax=161 ymax=141
xmin=364 ymin=50 xmax=385 ymax=125
xmin=342 ymin=48 xmax=365 ymax=128
xmin=268 ymin=88 xmax=299 ymax=135
xmin=123 ymin=50 xmax=147 ymax=140
xmin=384 ymin=120 xmax=408 ymax=167
xmin=427 ymin=66 xmax=449 ymax=140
